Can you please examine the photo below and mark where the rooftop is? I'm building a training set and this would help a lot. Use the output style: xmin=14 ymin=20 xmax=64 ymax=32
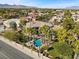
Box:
xmin=26 ymin=21 xmax=52 ymax=28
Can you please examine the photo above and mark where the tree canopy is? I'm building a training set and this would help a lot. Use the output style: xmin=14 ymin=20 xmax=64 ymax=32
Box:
xmin=63 ymin=17 xmax=75 ymax=30
xmin=48 ymin=42 xmax=73 ymax=59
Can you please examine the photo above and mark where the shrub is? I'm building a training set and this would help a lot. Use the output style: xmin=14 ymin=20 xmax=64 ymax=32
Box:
xmin=4 ymin=31 xmax=17 ymax=41
xmin=40 ymin=46 xmax=48 ymax=53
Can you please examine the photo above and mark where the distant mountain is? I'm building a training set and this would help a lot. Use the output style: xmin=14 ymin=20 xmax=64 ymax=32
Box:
xmin=1 ymin=4 xmax=79 ymax=9
xmin=66 ymin=6 xmax=79 ymax=9
xmin=0 ymin=4 xmax=37 ymax=8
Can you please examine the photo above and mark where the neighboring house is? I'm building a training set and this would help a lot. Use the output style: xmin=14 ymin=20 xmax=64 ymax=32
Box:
xmin=26 ymin=21 xmax=52 ymax=28
xmin=38 ymin=12 xmax=44 ymax=16
xmin=25 ymin=21 xmax=52 ymax=36
xmin=71 ymin=11 xmax=79 ymax=22
xmin=49 ymin=16 xmax=57 ymax=23
xmin=26 ymin=11 xmax=38 ymax=22
xmin=72 ymin=14 xmax=79 ymax=22
xmin=49 ymin=14 xmax=64 ymax=25
xmin=3 ymin=19 xmax=20 ymax=28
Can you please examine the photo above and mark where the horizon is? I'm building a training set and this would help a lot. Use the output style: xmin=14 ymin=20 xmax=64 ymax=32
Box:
xmin=0 ymin=0 xmax=79 ymax=8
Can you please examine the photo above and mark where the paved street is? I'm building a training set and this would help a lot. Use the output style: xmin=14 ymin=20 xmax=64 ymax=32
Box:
xmin=0 ymin=40 xmax=33 ymax=59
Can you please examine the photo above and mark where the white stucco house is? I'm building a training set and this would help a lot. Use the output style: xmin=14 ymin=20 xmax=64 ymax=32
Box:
xmin=72 ymin=14 xmax=79 ymax=22
xmin=26 ymin=21 xmax=52 ymax=28
xmin=3 ymin=19 xmax=20 ymax=28
xmin=49 ymin=15 xmax=63 ymax=24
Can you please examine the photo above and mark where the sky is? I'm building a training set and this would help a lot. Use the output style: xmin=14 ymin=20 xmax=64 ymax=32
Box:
xmin=0 ymin=0 xmax=79 ymax=8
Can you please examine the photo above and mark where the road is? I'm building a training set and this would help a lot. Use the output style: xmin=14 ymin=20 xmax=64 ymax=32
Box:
xmin=0 ymin=40 xmax=33 ymax=59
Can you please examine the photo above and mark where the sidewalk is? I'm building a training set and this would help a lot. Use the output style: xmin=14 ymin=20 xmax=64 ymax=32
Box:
xmin=0 ymin=36 xmax=49 ymax=59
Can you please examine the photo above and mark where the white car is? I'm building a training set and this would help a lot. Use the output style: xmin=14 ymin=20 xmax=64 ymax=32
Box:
xmin=0 ymin=25 xmax=5 ymax=33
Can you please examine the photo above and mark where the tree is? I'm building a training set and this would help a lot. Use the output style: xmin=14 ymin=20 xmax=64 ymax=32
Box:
xmin=73 ymin=22 xmax=79 ymax=36
xmin=16 ymin=32 xmax=27 ymax=44
xmin=4 ymin=31 xmax=17 ymax=41
xmin=72 ymin=40 xmax=79 ymax=59
xmin=64 ymin=10 xmax=72 ymax=18
xmin=63 ymin=17 xmax=75 ymax=30
xmin=56 ymin=28 xmax=75 ymax=44
xmin=39 ymin=25 xmax=51 ymax=45
xmin=20 ymin=18 xmax=27 ymax=26
xmin=56 ymin=28 xmax=67 ymax=42
xmin=9 ymin=21 xmax=17 ymax=30
xmin=23 ymin=28 xmax=37 ymax=37
xmin=36 ymin=13 xmax=53 ymax=22
xmin=48 ymin=42 xmax=73 ymax=59
xmin=66 ymin=30 xmax=76 ymax=45
xmin=23 ymin=28 xmax=32 ymax=37
xmin=40 ymin=25 xmax=49 ymax=36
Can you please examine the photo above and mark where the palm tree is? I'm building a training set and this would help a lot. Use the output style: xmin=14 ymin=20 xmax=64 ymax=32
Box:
xmin=39 ymin=25 xmax=51 ymax=46
xmin=72 ymin=40 xmax=79 ymax=59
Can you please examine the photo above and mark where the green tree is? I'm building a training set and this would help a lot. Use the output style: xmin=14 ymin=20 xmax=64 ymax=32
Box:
xmin=9 ymin=21 xmax=17 ymax=30
xmin=64 ymin=10 xmax=72 ymax=18
xmin=16 ymin=32 xmax=27 ymax=44
xmin=48 ymin=42 xmax=73 ymax=59
xmin=63 ymin=17 xmax=75 ymax=30
xmin=20 ymin=18 xmax=27 ymax=26
xmin=4 ymin=31 xmax=17 ymax=41
xmin=66 ymin=30 xmax=75 ymax=45
xmin=23 ymin=28 xmax=32 ymax=37
xmin=40 ymin=25 xmax=49 ymax=36
xmin=56 ymin=28 xmax=75 ymax=44
xmin=39 ymin=25 xmax=51 ymax=45
xmin=73 ymin=22 xmax=79 ymax=36
xmin=56 ymin=28 xmax=67 ymax=42
xmin=23 ymin=27 xmax=37 ymax=37
xmin=72 ymin=40 xmax=79 ymax=59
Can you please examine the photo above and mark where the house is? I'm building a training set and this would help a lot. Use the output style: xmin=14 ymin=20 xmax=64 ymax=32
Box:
xmin=25 ymin=21 xmax=52 ymax=36
xmin=72 ymin=13 xmax=79 ymax=22
xmin=26 ymin=11 xmax=38 ymax=22
xmin=71 ymin=11 xmax=79 ymax=22
xmin=49 ymin=13 xmax=64 ymax=25
xmin=26 ymin=21 xmax=52 ymax=28
xmin=3 ymin=19 xmax=20 ymax=28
